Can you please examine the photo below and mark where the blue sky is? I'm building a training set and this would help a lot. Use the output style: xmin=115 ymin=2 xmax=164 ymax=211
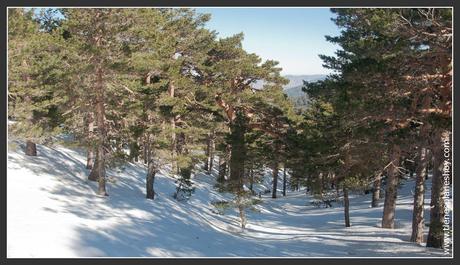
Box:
xmin=196 ymin=8 xmax=341 ymax=75
xmin=30 ymin=7 xmax=340 ymax=76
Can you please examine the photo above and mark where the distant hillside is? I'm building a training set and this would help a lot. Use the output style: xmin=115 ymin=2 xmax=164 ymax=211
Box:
xmin=283 ymin=74 xmax=326 ymax=90
xmin=283 ymin=75 xmax=326 ymax=109
xmin=251 ymin=74 xmax=326 ymax=93
xmin=251 ymin=74 xmax=326 ymax=109
xmin=283 ymin=75 xmax=326 ymax=97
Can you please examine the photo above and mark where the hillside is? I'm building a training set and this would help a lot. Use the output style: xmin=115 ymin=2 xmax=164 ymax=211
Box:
xmin=283 ymin=74 xmax=326 ymax=103
xmin=7 ymin=140 xmax=446 ymax=257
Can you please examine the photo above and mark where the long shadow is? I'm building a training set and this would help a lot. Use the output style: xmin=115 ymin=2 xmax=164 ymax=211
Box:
xmin=8 ymin=141 xmax=445 ymax=257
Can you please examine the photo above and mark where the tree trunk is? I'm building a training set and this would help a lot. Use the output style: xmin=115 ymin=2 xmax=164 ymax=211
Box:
xmin=426 ymin=131 xmax=447 ymax=248
xmin=371 ymin=173 xmax=382 ymax=207
xmin=218 ymin=155 xmax=227 ymax=183
xmin=204 ymin=132 xmax=211 ymax=171
xmin=271 ymin=163 xmax=279 ymax=199
xmin=143 ymin=134 xmax=148 ymax=164
xmin=343 ymin=186 xmax=351 ymax=227
xmin=225 ymin=144 xmax=231 ymax=180
xmin=25 ymin=140 xmax=37 ymax=156
xmin=238 ymin=202 xmax=247 ymax=229
xmin=146 ymin=133 xmax=151 ymax=164
xmin=208 ymin=131 xmax=215 ymax=174
xmin=129 ymin=141 xmax=139 ymax=162
xmin=96 ymin=144 xmax=107 ymax=196
xmin=88 ymin=150 xmax=99 ymax=181
xmin=168 ymin=81 xmax=177 ymax=173
xmin=146 ymin=156 xmax=156 ymax=200
xmin=22 ymin=63 xmax=37 ymax=157
xmin=283 ymin=167 xmax=287 ymax=196
xmin=86 ymin=149 xmax=94 ymax=169
xmin=410 ymin=146 xmax=429 ymax=243
xmin=381 ymin=145 xmax=401 ymax=228
xmin=94 ymin=63 xmax=107 ymax=196
xmin=249 ymin=167 xmax=254 ymax=192
xmin=229 ymin=111 xmax=246 ymax=193
xmin=86 ymin=112 xmax=94 ymax=169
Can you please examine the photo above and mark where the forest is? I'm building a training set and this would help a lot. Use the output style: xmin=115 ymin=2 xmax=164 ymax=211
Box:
xmin=7 ymin=8 xmax=452 ymax=257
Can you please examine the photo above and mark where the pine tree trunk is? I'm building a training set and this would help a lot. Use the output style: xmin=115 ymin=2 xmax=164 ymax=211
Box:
xmin=146 ymin=134 xmax=151 ymax=164
xmin=146 ymin=154 xmax=156 ymax=200
xmin=229 ymin=112 xmax=246 ymax=192
xmin=238 ymin=202 xmax=247 ymax=229
xmin=169 ymin=81 xmax=177 ymax=173
xmin=218 ymin=155 xmax=227 ymax=183
xmin=410 ymin=146 xmax=429 ymax=243
xmin=25 ymin=140 xmax=37 ymax=156
xmin=23 ymin=65 xmax=37 ymax=157
xmin=86 ymin=149 xmax=94 ymax=169
xmin=426 ymin=131 xmax=446 ymax=248
xmin=88 ymin=150 xmax=99 ymax=181
xmin=283 ymin=167 xmax=287 ymax=197
xmin=343 ymin=186 xmax=351 ymax=227
xmin=371 ymin=173 xmax=382 ymax=207
xmin=86 ymin=112 xmax=94 ymax=169
xmin=208 ymin=131 xmax=215 ymax=174
xmin=225 ymin=144 xmax=231 ymax=180
xmin=204 ymin=133 xmax=211 ymax=171
xmin=382 ymin=145 xmax=401 ymax=228
xmin=271 ymin=163 xmax=279 ymax=199
xmin=249 ymin=167 xmax=254 ymax=192
xmin=95 ymin=62 xmax=107 ymax=196
xmin=96 ymin=144 xmax=107 ymax=196
xmin=143 ymin=134 xmax=148 ymax=164
xmin=129 ymin=140 xmax=139 ymax=162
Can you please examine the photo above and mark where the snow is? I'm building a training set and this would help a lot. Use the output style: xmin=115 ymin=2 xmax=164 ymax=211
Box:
xmin=7 ymin=140 xmax=449 ymax=257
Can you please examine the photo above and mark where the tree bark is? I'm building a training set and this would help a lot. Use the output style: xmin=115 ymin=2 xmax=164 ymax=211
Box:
xmin=86 ymin=112 xmax=94 ymax=169
xmin=168 ymin=81 xmax=177 ymax=173
xmin=146 ymin=133 xmax=151 ymax=164
xmin=218 ymin=155 xmax=227 ymax=183
xmin=249 ymin=167 xmax=254 ymax=192
xmin=410 ymin=146 xmax=429 ymax=243
xmin=371 ymin=173 xmax=382 ymax=207
xmin=229 ymin=111 xmax=246 ymax=193
xmin=22 ymin=61 xmax=37 ymax=157
xmin=143 ymin=134 xmax=148 ymax=164
xmin=25 ymin=140 xmax=37 ymax=156
xmin=204 ymin=132 xmax=211 ymax=171
xmin=382 ymin=145 xmax=401 ymax=228
xmin=86 ymin=149 xmax=94 ymax=169
xmin=146 ymin=152 xmax=156 ymax=200
xmin=343 ymin=186 xmax=351 ymax=227
xmin=238 ymin=202 xmax=247 ymax=229
xmin=88 ymin=149 xmax=99 ymax=181
xmin=129 ymin=141 xmax=139 ymax=162
xmin=208 ymin=130 xmax=215 ymax=174
xmin=272 ymin=163 xmax=279 ymax=199
xmin=94 ymin=62 xmax=107 ymax=196
xmin=426 ymin=131 xmax=447 ymax=248
xmin=96 ymin=144 xmax=107 ymax=196
xmin=283 ymin=167 xmax=287 ymax=196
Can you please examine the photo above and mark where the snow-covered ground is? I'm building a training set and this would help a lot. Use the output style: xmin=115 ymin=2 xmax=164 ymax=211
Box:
xmin=7 ymin=140 xmax=448 ymax=257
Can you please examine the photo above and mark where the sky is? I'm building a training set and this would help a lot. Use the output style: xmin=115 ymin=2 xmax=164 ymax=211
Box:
xmin=195 ymin=8 xmax=341 ymax=75
xmin=30 ymin=7 xmax=341 ymax=76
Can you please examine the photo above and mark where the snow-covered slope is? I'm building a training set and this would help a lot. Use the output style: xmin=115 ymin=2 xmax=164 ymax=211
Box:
xmin=7 ymin=141 xmax=446 ymax=257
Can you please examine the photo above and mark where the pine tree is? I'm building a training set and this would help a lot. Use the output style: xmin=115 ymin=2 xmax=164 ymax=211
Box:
xmin=8 ymin=8 xmax=67 ymax=156
xmin=60 ymin=8 xmax=140 ymax=196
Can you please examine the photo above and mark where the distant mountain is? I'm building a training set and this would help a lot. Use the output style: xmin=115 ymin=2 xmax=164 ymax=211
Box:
xmin=283 ymin=74 xmax=326 ymax=90
xmin=283 ymin=75 xmax=326 ymax=109
xmin=251 ymin=74 xmax=327 ymax=108
xmin=252 ymin=74 xmax=327 ymax=92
